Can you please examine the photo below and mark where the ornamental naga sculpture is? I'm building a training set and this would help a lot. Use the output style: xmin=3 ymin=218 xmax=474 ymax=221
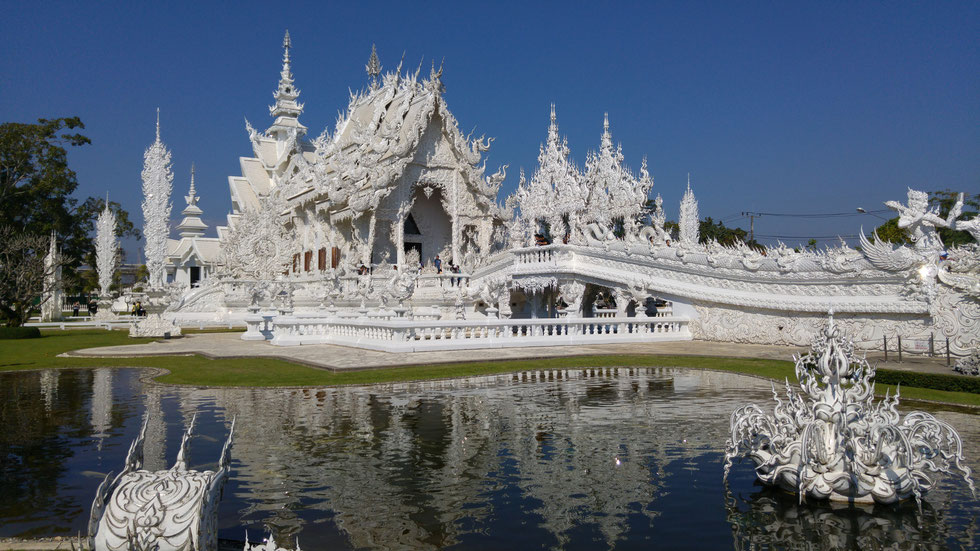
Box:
xmin=88 ymin=414 xmax=236 ymax=551
xmin=723 ymin=313 xmax=975 ymax=505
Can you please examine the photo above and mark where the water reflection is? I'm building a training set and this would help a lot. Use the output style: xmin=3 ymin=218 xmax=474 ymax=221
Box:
xmin=1 ymin=367 xmax=978 ymax=550
xmin=726 ymin=484 xmax=979 ymax=550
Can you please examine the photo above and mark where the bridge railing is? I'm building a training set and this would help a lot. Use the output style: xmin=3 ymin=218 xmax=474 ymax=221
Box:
xmin=269 ymin=315 xmax=691 ymax=351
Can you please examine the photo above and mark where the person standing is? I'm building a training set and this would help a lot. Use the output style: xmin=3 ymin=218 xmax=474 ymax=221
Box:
xmin=434 ymin=255 xmax=442 ymax=274
xmin=72 ymin=301 xmax=80 ymax=317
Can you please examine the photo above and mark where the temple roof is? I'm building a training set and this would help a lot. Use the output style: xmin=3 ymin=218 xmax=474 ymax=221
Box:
xmin=270 ymin=51 xmax=507 ymax=218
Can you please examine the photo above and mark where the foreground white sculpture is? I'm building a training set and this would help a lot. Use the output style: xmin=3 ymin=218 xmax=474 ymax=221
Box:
xmin=89 ymin=415 xmax=235 ymax=551
xmin=723 ymin=313 xmax=975 ymax=505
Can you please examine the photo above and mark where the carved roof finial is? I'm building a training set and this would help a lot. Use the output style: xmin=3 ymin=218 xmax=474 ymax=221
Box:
xmin=550 ymin=103 xmax=556 ymax=123
xmin=366 ymin=44 xmax=381 ymax=89
xmin=268 ymin=30 xmax=306 ymax=136
xmin=603 ymin=112 xmax=609 ymax=133
xmin=155 ymin=107 xmax=160 ymax=142
xmin=178 ymin=162 xmax=206 ymax=238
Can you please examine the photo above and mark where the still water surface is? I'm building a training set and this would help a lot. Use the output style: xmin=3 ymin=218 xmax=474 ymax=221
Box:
xmin=1 ymin=367 xmax=978 ymax=550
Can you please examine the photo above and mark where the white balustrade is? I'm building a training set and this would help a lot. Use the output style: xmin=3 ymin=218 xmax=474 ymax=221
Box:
xmin=269 ymin=315 xmax=691 ymax=351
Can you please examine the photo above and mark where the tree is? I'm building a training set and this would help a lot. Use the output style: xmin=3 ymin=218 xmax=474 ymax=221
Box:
xmin=868 ymin=216 xmax=910 ymax=245
xmin=0 ymin=227 xmax=71 ymax=325
xmin=699 ymin=217 xmax=761 ymax=248
xmin=930 ymin=189 xmax=979 ymax=247
xmin=0 ymin=117 xmax=138 ymax=320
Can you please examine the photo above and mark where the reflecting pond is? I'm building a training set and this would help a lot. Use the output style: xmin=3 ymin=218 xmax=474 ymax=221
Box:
xmin=1 ymin=367 xmax=978 ymax=550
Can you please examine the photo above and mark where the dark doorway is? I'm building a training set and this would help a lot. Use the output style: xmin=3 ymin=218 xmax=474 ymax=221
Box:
xmin=189 ymin=266 xmax=201 ymax=287
xmin=404 ymin=213 xmax=421 ymax=236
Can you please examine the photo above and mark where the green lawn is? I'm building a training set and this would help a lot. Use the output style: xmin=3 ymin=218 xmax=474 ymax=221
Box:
xmin=1 ymin=329 xmax=977 ymax=407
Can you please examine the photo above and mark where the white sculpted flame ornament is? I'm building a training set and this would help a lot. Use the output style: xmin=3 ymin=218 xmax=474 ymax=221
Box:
xmin=141 ymin=109 xmax=174 ymax=289
xmin=723 ymin=313 xmax=975 ymax=505
xmin=95 ymin=199 xmax=118 ymax=299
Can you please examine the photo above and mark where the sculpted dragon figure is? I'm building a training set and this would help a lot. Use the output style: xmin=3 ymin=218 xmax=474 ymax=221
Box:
xmin=724 ymin=313 xmax=975 ymax=505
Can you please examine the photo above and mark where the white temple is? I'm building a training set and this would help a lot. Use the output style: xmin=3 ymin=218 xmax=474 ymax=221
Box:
xmin=149 ymin=32 xmax=979 ymax=357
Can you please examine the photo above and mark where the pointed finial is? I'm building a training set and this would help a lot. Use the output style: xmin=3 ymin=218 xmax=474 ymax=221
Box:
xmin=687 ymin=172 xmax=691 ymax=191
xmin=603 ymin=112 xmax=609 ymax=132
xmin=189 ymin=163 xmax=196 ymax=196
xmin=155 ymin=108 xmax=160 ymax=141
xmin=283 ymin=30 xmax=291 ymax=51
xmin=550 ymin=103 xmax=556 ymax=123
xmin=366 ymin=44 xmax=382 ymax=89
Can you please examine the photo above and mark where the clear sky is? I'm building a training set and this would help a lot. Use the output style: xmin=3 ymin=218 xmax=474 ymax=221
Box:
xmin=2 ymin=1 xmax=977 ymax=255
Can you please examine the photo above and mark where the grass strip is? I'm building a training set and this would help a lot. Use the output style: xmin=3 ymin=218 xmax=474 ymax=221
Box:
xmin=0 ymin=329 xmax=977 ymax=407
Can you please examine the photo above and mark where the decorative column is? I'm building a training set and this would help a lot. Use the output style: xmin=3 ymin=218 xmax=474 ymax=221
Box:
xmin=451 ymin=171 xmax=460 ymax=263
xmin=364 ymin=213 xmax=377 ymax=266
xmin=396 ymin=213 xmax=406 ymax=267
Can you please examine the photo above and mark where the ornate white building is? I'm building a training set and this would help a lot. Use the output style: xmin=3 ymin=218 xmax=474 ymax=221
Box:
xmin=166 ymin=165 xmax=221 ymax=288
xmin=218 ymin=32 xmax=507 ymax=279
xmin=158 ymin=32 xmax=979 ymax=357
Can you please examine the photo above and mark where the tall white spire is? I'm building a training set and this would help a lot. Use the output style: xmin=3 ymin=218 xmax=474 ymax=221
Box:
xmin=268 ymin=30 xmax=306 ymax=136
xmin=95 ymin=196 xmax=118 ymax=297
xmin=141 ymin=113 xmax=174 ymax=288
xmin=679 ymin=175 xmax=700 ymax=245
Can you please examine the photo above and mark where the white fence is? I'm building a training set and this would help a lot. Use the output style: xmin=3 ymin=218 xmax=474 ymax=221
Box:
xmin=267 ymin=315 xmax=692 ymax=351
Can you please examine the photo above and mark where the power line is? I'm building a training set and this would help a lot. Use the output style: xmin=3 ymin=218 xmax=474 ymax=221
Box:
xmin=754 ymin=234 xmax=859 ymax=240
xmin=747 ymin=209 xmax=890 ymax=218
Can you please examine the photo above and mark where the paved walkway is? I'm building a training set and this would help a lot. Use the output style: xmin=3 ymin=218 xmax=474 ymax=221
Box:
xmin=66 ymin=332 xmax=964 ymax=376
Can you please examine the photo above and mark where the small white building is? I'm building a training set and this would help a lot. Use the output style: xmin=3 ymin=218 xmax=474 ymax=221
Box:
xmin=167 ymin=165 xmax=221 ymax=288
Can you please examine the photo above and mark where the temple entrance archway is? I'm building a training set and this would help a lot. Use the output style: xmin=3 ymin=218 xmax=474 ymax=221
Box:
xmin=406 ymin=185 xmax=452 ymax=268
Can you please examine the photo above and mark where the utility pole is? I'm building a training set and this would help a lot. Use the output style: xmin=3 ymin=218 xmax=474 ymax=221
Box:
xmin=742 ymin=212 xmax=762 ymax=242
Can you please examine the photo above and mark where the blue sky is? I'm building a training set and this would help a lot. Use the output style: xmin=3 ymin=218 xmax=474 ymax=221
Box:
xmin=2 ymin=1 xmax=977 ymax=254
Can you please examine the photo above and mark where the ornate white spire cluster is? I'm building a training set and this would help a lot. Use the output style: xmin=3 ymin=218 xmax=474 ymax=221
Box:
xmin=177 ymin=164 xmax=208 ymax=238
xmin=514 ymin=104 xmax=584 ymax=243
xmin=582 ymin=113 xmax=652 ymax=231
xmin=141 ymin=108 xmax=174 ymax=289
xmin=95 ymin=197 xmax=118 ymax=297
xmin=678 ymin=176 xmax=699 ymax=245
xmin=268 ymin=30 xmax=306 ymax=137
xmin=512 ymin=108 xmax=652 ymax=245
